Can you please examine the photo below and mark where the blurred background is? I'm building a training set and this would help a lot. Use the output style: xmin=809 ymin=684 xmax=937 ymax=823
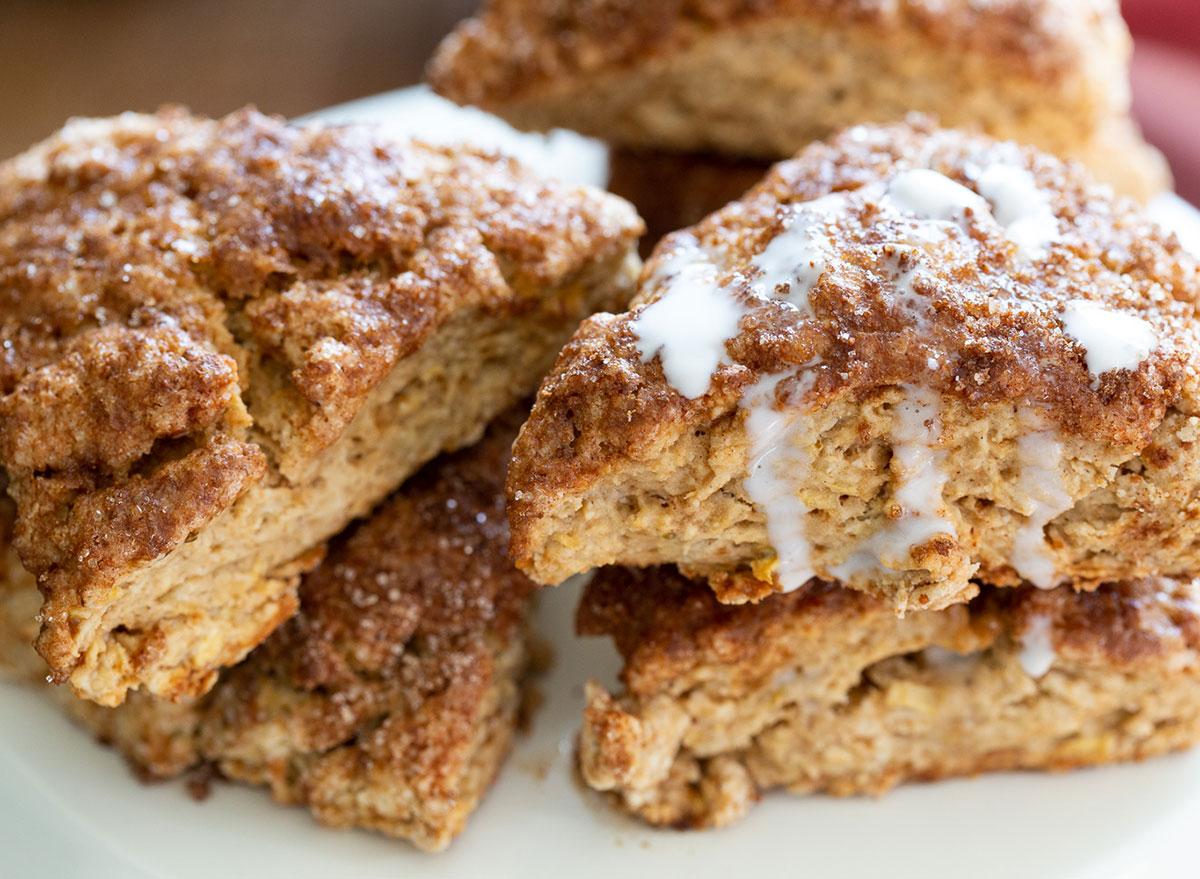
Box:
xmin=2 ymin=0 xmax=1199 ymax=199
xmin=0 ymin=0 xmax=475 ymax=157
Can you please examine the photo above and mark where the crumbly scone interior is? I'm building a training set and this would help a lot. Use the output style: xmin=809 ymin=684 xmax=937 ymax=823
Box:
xmin=65 ymin=250 xmax=636 ymax=705
xmin=516 ymin=389 xmax=1200 ymax=612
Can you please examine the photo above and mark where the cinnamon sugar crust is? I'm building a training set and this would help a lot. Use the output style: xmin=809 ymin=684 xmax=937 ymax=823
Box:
xmin=0 ymin=108 xmax=641 ymax=704
xmin=429 ymin=0 xmax=1167 ymax=200
xmin=0 ymin=412 xmax=538 ymax=852
xmin=509 ymin=120 xmax=1200 ymax=611
xmin=578 ymin=566 xmax=1200 ymax=827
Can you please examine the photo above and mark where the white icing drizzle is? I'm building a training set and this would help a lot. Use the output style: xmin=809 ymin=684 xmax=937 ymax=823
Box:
xmin=750 ymin=192 xmax=848 ymax=312
xmin=1147 ymin=192 xmax=1200 ymax=259
xmin=889 ymin=387 xmax=956 ymax=542
xmin=741 ymin=372 xmax=818 ymax=592
xmin=831 ymin=386 xmax=955 ymax=579
xmin=893 ymin=259 xmax=922 ymax=301
xmin=884 ymin=169 xmax=989 ymax=223
xmin=1017 ymin=614 xmax=1056 ymax=678
xmin=633 ymin=241 xmax=745 ymax=399
xmin=975 ymin=164 xmax=1060 ymax=260
xmin=882 ymin=163 xmax=1059 ymax=261
xmin=1059 ymin=299 xmax=1158 ymax=381
xmin=1010 ymin=428 xmax=1072 ymax=589
xmin=883 ymin=246 xmax=933 ymax=328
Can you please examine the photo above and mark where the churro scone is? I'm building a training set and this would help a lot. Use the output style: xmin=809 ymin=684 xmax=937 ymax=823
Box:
xmin=429 ymin=0 xmax=1168 ymax=200
xmin=578 ymin=566 xmax=1200 ymax=828
xmin=0 ymin=413 xmax=538 ymax=852
xmin=509 ymin=120 xmax=1200 ymax=612
xmin=0 ymin=108 xmax=640 ymax=705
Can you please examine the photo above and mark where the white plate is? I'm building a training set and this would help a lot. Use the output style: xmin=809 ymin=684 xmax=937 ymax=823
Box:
xmin=4 ymin=91 xmax=1200 ymax=879
xmin=3 ymin=575 xmax=1200 ymax=879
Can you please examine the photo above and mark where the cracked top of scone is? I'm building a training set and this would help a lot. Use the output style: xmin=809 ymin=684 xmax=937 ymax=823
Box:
xmin=430 ymin=0 xmax=1119 ymax=109
xmin=509 ymin=119 xmax=1200 ymax=604
xmin=578 ymin=566 xmax=1200 ymax=696
xmin=0 ymin=107 xmax=640 ymax=682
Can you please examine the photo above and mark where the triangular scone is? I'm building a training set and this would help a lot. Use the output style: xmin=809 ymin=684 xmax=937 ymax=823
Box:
xmin=509 ymin=119 xmax=1200 ymax=613
xmin=428 ymin=0 xmax=1168 ymax=200
xmin=578 ymin=566 xmax=1200 ymax=828
xmin=0 ymin=108 xmax=641 ymax=706
xmin=0 ymin=411 xmax=538 ymax=853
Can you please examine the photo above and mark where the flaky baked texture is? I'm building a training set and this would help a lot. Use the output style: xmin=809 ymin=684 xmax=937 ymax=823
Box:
xmin=578 ymin=566 xmax=1200 ymax=828
xmin=0 ymin=107 xmax=640 ymax=705
xmin=0 ymin=413 xmax=538 ymax=852
xmin=429 ymin=0 xmax=1168 ymax=200
xmin=509 ymin=120 xmax=1200 ymax=612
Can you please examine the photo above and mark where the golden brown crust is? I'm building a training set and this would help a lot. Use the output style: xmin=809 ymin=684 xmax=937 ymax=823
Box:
xmin=578 ymin=567 xmax=884 ymax=695
xmin=0 ymin=107 xmax=640 ymax=698
xmin=21 ymin=433 xmax=268 ymax=679
xmin=0 ymin=325 xmax=239 ymax=473
xmin=430 ymin=0 xmax=1167 ymax=201
xmin=430 ymin=0 xmax=1113 ymax=108
xmin=528 ymin=120 xmax=1198 ymax=454
xmin=509 ymin=120 xmax=1200 ymax=599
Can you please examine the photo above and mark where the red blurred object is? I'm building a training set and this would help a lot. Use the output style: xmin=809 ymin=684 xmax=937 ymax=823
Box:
xmin=1125 ymin=0 xmax=1200 ymax=202
xmin=1124 ymin=0 xmax=1200 ymax=52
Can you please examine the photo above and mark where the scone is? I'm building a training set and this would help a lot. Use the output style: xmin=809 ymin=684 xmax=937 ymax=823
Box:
xmin=0 ymin=107 xmax=641 ymax=705
xmin=428 ymin=0 xmax=1168 ymax=200
xmin=0 ymin=412 xmax=537 ymax=852
xmin=578 ymin=565 xmax=1200 ymax=828
xmin=508 ymin=119 xmax=1200 ymax=613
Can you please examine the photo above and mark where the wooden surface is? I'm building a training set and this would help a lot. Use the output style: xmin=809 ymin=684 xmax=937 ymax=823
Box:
xmin=0 ymin=0 xmax=478 ymax=159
